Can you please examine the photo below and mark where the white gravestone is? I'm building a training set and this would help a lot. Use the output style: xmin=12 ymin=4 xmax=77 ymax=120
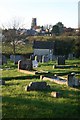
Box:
xmin=32 ymin=60 xmax=38 ymax=68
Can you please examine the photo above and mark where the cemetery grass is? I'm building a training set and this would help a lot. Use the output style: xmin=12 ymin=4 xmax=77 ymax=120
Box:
xmin=2 ymin=60 xmax=80 ymax=118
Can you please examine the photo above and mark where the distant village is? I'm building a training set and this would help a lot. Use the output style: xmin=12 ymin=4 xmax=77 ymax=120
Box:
xmin=2 ymin=18 xmax=80 ymax=37
xmin=18 ymin=18 xmax=79 ymax=36
xmin=0 ymin=17 xmax=80 ymax=59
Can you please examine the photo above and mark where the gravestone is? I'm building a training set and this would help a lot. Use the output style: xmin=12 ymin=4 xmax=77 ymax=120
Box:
xmin=42 ymin=55 xmax=45 ymax=63
xmin=30 ymin=55 xmax=35 ymax=60
xmin=57 ymin=56 xmax=65 ymax=65
xmin=2 ymin=55 xmax=7 ymax=65
xmin=0 ymin=55 xmax=2 ymax=65
xmin=40 ymin=75 xmax=44 ymax=80
xmin=67 ymin=73 xmax=79 ymax=87
xmin=35 ymin=56 xmax=37 ymax=61
xmin=10 ymin=55 xmax=24 ymax=64
xmin=18 ymin=60 xmax=32 ymax=70
xmin=49 ymin=53 xmax=53 ymax=61
xmin=41 ymin=55 xmax=49 ymax=63
xmin=37 ymin=55 xmax=42 ymax=62
xmin=44 ymin=55 xmax=49 ymax=62
xmin=0 ymin=80 xmax=5 ymax=85
xmin=32 ymin=60 xmax=38 ymax=68
xmin=52 ymin=55 xmax=56 ymax=60
xmin=25 ymin=81 xmax=50 ymax=91
xmin=68 ymin=53 xmax=74 ymax=60
xmin=51 ymin=92 xmax=60 ymax=98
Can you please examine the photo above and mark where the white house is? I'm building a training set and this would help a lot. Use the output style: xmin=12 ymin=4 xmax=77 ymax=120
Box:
xmin=33 ymin=41 xmax=55 ymax=61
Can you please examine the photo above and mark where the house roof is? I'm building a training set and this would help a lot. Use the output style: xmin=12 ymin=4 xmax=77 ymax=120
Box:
xmin=33 ymin=41 xmax=54 ymax=49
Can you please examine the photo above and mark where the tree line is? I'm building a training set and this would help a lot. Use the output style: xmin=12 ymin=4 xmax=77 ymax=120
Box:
xmin=2 ymin=20 xmax=80 ymax=58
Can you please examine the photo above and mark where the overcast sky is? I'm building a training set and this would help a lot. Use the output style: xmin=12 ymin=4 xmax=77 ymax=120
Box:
xmin=0 ymin=0 xmax=79 ymax=29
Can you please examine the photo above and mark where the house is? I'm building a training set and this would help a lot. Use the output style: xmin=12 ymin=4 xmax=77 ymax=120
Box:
xmin=33 ymin=41 xmax=55 ymax=61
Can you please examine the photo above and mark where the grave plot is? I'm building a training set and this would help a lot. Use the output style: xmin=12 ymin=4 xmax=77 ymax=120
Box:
xmin=57 ymin=56 xmax=65 ymax=65
xmin=18 ymin=59 xmax=36 ymax=75
xmin=18 ymin=59 xmax=80 ymax=88
xmin=53 ymin=56 xmax=78 ymax=69
xmin=41 ymin=75 xmax=67 ymax=85
xmin=25 ymin=81 xmax=50 ymax=91
xmin=18 ymin=59 xmax=51 ymax=76
xmin=53 ymin=65 xmax=78 ymax=69
xmin=40 ymin=73 xmax=80 ymax=87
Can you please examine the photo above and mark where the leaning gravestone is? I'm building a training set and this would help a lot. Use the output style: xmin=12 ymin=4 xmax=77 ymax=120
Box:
xmin=58 ymin=56 xmax=65 ymax=65
xmin=18 ymin=60 xmax=32 ymax=70
xmin=25 ymin=81 xmax=50 ymax=91
xmin=67 ymin=73 xmax=79 ymax=87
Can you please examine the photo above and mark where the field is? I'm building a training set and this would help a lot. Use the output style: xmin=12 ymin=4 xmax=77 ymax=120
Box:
xmin=1 ymin=59 xmax=80 ymax=119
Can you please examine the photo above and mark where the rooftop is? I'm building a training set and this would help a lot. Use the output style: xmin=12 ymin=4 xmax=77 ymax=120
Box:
xmin=33 ymin=41 xmax=55 ymax=49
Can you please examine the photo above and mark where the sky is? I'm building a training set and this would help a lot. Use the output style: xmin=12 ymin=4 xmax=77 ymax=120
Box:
xmin=0 ymin=0 xmax=79 ymax=29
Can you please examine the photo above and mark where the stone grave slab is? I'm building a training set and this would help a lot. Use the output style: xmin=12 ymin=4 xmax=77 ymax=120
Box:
xmin=25 ymin=81 xmax=50 ymax=91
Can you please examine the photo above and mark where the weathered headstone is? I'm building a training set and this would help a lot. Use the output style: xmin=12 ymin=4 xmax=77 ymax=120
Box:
xmin=35 ymin=56 xmax=37 ymax=61
xmin=2 ymin=55 xmax=7 ymax=65
xmin=51 ymin=92 xmax=60 ymax=98
xmin=58 ymin=56 xmax=65 ymax=65
xmin=37 ymin=55 xmax=42 ymax=62
xmin=18 ymin=60 xmax=32 ymax=70
xmin=32 ymin=60 xmax=38 ymax=68
xmin=67 ymin=73 xmax=79 ymax=87
xmin=44 ymin=55 xmax=49 ymax=62
xmin=0 ymin=80 xmax=5 ymax=85
xmin=49 ymin=53 xmax=53 ymax=61
xmin=10 ymin=55 xmax=24 ymax=64
xmin=42 ymin=55 xmax=45 ymax=63
xmin=30 ymin=55 xmax=35 ymax=60
xmin=52 ymin=55 xmax=56 ymax=60
xmin=68 ymin=53 xmax=74 ymax=60
xmin=25 ymin=81 xmax=50 ymax=91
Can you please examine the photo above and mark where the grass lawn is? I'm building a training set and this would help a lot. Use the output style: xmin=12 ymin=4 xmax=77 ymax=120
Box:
xmin=1 ymin=59 xmax=80 ymax=119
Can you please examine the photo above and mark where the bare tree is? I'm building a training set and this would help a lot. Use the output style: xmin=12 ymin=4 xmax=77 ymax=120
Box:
xmin=2 ymin=17 xmax=23 ymax=64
